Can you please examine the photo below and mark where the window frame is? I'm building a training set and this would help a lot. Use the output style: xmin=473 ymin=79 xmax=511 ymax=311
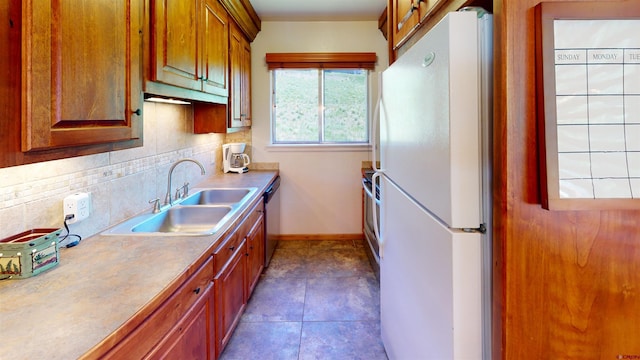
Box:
xmin=265 ymin=52 xmax=377 ymax=147
xmin=270 ymin=68 xmax=371 ymax=145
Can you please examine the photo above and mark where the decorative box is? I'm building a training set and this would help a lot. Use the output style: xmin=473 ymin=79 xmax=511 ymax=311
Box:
xmin=0 ymin=228 xmax=62 ymax=279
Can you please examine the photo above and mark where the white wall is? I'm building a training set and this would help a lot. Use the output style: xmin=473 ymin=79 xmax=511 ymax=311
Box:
xmin=250 ymin=21 xmax=388 ymax=235
xmin=0 ymin=102 xmax=227 ymax=241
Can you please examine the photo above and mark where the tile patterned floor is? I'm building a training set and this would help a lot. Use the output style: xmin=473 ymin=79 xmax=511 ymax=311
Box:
xmin=219 ymin=240 xmax=388 ymax=360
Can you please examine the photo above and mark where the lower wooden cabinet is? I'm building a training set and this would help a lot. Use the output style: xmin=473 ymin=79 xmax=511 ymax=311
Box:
xmin=214 ymin=238 xmax=247 ymax=356
xmin=213 ymin=198 xmax=265 ymax=357
xmin=147 ymin=282 xmax=215 ymax=359
xmin=102 ymin=256 xmax=215 ymax=359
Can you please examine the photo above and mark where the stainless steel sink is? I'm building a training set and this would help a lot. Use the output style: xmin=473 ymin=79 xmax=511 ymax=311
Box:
xmin=180 ymin=187 xmax=257 ymax=205
xmin=101 ymin=187 xmax=258 ymax=236
xmin=131 ymin=206 xmax=232 ymax=233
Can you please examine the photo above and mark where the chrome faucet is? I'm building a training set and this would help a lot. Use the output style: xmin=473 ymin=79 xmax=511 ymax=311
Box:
xmin=164 ymin=158 xmax=206 ymax=206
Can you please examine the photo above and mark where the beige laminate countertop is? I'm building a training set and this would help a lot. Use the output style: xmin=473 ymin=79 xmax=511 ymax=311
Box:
xmin=0 ymin=170 xmax=278 ymax=360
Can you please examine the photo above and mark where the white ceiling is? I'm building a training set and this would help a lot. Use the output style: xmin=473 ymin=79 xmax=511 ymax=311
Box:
xmin=249 ymin=0 xmax=387 ymax=21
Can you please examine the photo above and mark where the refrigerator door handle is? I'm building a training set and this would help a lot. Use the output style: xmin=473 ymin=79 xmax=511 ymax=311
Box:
xmin=372 ymin=72 xmax=386 ymax=258
xmin=372 ymin=72 xmax=384 ymax=174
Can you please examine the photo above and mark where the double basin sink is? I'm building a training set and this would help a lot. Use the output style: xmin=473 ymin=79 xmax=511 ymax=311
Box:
xmin=102 ymin=187 xmax=258 ymax=236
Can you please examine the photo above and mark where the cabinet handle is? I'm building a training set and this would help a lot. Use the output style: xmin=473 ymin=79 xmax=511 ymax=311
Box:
xmin=397 ymin=1 xmax=418 ymax=31
xmin=132 ymin=108 xmax=142 ymax=116
xmin=229 ymin=246 xmax=235 ymax=251
xmin=193 ymin=287 xmax=201 ymax=295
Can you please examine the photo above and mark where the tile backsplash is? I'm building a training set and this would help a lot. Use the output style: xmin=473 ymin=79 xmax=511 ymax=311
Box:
xmin=0 ymin=102 xmax=239 ymax=240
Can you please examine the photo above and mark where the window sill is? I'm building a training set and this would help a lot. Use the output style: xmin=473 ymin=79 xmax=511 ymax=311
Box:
xmin=266 ymin=144 xmax=372 ymax=152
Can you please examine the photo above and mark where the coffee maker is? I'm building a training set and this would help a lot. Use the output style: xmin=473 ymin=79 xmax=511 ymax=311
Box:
xmin=222 ymin=143 xmax=250 ymax=173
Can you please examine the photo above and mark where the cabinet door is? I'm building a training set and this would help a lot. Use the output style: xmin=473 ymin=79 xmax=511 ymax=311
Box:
xmin=103 ymin=257 xmax=214 ymax=359
xmin=22 ymin=0 xmax=143 ymax=151
xmin=147 ymin=282 xmax=215 ymax=360
xmin=151 ymin=0 xmax=201 ymax=91
xmin=228 ymin=22 xmax=245 ymax=129
xmin=240 ymin=37 xmax=252 ymax=126
xmin=418 ymin=0 xmax=438 ymax=24
xmin=246 ymin=214 xmax=264 ymax=296
xmin=215 ymin=239 xmax=247 ymax=357
xmin=392 ymin=0 xmax=420 ymax=48
xmin=201 ymin=0 xmax=229 ymax=97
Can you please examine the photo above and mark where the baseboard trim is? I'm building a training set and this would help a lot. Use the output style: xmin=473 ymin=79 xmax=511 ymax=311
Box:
xmin=276 ymin=234 xmax=364 ymax=241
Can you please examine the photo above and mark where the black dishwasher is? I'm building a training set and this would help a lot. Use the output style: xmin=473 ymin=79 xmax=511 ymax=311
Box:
xmin=263 ymin=176 xmax=280 ymax=267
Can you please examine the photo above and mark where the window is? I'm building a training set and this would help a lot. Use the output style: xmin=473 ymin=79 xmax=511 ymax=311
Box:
xmin=266 ymin=53 xmax=377 ymax=145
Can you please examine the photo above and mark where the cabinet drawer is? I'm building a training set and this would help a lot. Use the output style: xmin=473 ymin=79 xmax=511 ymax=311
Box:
xmin=213 ymin=231 xmax=244 ymax=275
xmin=244 ymin=200 xmax=264 ymax=231
xmin=103 ymin=257 xmax=214 ymax=359
xmin=213 ymin=199 xmax=264 ymax=275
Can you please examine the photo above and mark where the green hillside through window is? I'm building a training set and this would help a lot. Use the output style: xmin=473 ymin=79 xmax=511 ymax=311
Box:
xmin=272 ymin=69 xmax=369 ymax=144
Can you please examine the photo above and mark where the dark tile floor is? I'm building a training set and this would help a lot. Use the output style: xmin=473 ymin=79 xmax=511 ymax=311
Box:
xmin=219 ymin=239 xmax=388 ymax=360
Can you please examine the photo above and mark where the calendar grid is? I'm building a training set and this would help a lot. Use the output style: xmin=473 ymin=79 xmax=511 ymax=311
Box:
xmin=553 ymin=33 xmax=640 ymax=199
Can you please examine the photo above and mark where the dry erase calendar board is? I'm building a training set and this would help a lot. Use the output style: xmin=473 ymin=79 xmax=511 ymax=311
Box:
xmin=536 ymin=1 xmax=640 ymax=210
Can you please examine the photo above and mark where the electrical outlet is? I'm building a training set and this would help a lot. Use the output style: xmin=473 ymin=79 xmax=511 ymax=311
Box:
xmin=63 ymin=192 xmax=92 ymax=224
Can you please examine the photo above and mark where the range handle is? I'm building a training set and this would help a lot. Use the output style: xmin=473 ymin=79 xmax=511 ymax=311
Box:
xmin=361 ymin=177 xmax=381 ymax=205
xmin=371 ymin=172 xmax=384 ymax=259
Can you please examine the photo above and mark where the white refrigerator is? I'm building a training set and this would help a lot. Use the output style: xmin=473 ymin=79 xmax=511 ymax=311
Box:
xmin=372 ymin=10 xmax=493 ymax=359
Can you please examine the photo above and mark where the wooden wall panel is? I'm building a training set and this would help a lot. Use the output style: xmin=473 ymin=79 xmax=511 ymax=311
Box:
xmin=493 ymin=0 xmax=640 ymax=358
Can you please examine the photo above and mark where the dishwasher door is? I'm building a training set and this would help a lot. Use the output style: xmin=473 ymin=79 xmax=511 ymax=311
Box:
xmin=263 ymin=176 xmax=280 ymax=267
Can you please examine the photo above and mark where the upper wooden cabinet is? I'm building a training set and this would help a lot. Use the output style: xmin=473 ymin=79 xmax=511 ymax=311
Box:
xmin=393 ymin=0 xmax=420 ymax=48
xmin=21 ymin=0 xmax=143 ymax=152
xmin=202 ymin=0 xmax=230 ymax=96
xmin=391 ymin=0 xmax=444 ymax=49
xmin=219 ymin=0 xmax=261 ymax=41
xmin=147 ymin=0 xmax=229 ymax=102
xmin=194 ymin=18 xmax=253 ymax=134
xmin=378 ymin=6 xmax=388 ymax=40
xmin=389 ymin=1 xmax=494 ymax=57
xmin=229 ymin=21 xmax=252 ymax=129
